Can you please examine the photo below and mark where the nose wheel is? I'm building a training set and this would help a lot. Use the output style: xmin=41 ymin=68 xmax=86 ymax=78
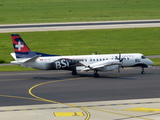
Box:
xmin=141 ymin=67 xmax=145 ymax=74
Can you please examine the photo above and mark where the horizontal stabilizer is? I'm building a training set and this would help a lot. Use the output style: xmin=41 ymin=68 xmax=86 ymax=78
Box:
xmin=10 ymin=53 xmax=16 ymax=60
xmin=10 ymin=55 xmax=41 ymax=65
xmin=24 ymin=55 xmax=41 ymax=63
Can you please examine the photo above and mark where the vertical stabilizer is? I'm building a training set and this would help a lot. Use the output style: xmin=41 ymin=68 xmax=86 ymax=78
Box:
xmin=11 ymin=34 xmax=37 ymax=59
xmin=12 ymin=34 xmax=30 ymax=53
xmin=11 ymin=34 xmax=60 ymax=59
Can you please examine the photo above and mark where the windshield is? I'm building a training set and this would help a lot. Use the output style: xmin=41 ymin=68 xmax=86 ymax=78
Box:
xmin=141 ymin=56 xmax=146 ymax=59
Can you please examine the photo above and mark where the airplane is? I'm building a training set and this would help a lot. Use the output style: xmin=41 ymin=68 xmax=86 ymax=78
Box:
xmin=10 ymin=34 xmax=153 ymax=78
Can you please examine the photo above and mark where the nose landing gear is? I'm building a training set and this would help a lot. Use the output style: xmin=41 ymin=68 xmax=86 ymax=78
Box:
xmin=141 ymin=67 xmax=145 ymax=74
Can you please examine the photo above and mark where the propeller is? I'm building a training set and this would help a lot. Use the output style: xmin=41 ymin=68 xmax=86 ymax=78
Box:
xmin=118 ymin=52 xmax=124 ymax=73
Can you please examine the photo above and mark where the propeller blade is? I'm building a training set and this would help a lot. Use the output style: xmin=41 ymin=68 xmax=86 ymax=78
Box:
xmin=120 ymin=58 xmax=123 ymax=62
xmin=118 ymin=52 xmax=123 ymax=73
xmin=118 ymin=66 xmax=120 ymax=73
xmin=119 ymin=52 xmax=124 ymax=62
xmin=119 ymin=52 xmax=121 ymax=61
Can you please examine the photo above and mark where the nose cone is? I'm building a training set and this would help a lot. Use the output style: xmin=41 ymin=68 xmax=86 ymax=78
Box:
xmin=147 ymin=59 xmax=154 ymax=67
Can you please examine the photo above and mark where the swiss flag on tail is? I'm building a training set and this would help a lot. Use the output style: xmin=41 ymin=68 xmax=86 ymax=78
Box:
xmin=11 ymin=34 xmax=30 ymax=52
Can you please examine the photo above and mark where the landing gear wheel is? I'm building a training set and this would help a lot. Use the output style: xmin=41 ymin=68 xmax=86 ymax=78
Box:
xmin=141 ymin=71 xmax=145 ymax=74
xmin=94 ymin=73 xmax=99 ymax=78
xmin=141 ymin=67 xmax=145 ymax=74
xmin=72 ymin=70 xmax=77 ymax=75
xmin=94 ymin=70 xmax=99 ymax=78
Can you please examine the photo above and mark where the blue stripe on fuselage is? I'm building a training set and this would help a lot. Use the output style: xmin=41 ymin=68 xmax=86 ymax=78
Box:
xmin=15 ymin=51 xmax=60 ymax=58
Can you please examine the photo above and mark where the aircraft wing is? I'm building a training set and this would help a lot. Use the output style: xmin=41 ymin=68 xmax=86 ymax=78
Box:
xmin=92 ymin=65 xmax=105 ymax=69
xmin=81 ymin=60 xmax=122 ymax=71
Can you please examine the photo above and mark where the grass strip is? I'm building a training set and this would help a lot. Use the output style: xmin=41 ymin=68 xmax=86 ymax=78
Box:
xmin=150 ymin=58 xmax=160 ymax=66
xmin=0 ymin=27 xmax=159 ymax=63
xmin=0 ymin=65 xmax=36 ymax=72
xmin=0 ymin=0 xmax=160 ymax=24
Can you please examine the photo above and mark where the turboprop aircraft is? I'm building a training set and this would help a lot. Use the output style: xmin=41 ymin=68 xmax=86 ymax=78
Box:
xmin=10 ymin=34 xmax=153 ymax=78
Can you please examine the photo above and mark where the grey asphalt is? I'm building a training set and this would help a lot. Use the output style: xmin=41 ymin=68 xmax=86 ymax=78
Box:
xmin=147 ymin=55 xmax=160 ymax=58
xmin=0 ymin=66 xmax=160 ymax=107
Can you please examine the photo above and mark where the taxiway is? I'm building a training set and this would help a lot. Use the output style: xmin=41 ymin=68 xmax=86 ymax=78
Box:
xmin=0 ymin=20 xmax=160 ymax=33
xmin=0 ymin=66 xmax=160 ymax=120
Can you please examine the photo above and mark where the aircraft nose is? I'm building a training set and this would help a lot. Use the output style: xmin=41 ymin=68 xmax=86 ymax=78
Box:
xmin=147 ymin=59 xmax=154 ymax=67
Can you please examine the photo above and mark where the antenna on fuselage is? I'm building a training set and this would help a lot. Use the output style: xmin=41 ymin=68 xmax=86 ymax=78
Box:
xmin=93 ymin=51 xmax=100 ymax=55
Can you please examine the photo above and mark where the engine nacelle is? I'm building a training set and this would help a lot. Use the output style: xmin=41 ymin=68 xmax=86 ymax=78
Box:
xmin=105 ymin=65 xmax=119 ymax=71
xmin=88 ymin=60 xmax=122 ymax=71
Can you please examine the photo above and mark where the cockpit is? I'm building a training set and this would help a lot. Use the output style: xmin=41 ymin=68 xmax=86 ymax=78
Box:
xmin=141 ymin=55 xmax=147 ymax=59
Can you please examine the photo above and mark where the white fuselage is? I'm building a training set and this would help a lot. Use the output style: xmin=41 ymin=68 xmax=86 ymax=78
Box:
xmin=12 ymin=53 xmax=153 ymax=72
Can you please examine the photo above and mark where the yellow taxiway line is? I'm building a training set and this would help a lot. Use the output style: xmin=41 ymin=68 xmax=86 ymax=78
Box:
xmin=28 ymin=77 xmax=91 ymax=120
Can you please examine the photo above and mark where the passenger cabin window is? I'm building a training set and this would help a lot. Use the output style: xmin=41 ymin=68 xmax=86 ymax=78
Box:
xmin=83 ymin=59 xmax=87 ymax=62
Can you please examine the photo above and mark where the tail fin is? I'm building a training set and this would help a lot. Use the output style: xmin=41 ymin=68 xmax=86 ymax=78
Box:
xmin=12 ymin=34 xmax=30 ymax=53
xmin=11 ymin=34 xmax=60 ymax=59
xmin=11 ymin=34 xmax=36 ymax=59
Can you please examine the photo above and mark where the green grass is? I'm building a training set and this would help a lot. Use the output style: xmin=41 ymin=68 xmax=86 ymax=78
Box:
xmin=0 ymin=0 xmax=160 ymax=24
xmin=150 ymin=58 xmax=160 ymax=66
xmin=0 ymin=65 xmax=36 ymax=72
xmin=0 ymin=27 xmax=160 ymax=63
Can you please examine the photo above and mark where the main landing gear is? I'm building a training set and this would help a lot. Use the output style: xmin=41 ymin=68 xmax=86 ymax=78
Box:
xmin=94 ymin=70 xmax=99 ymax=78
xmin=72 ymin=70 xmax=77 ymax=75
xmin=141 ymin=67 xmax=145 ymax=74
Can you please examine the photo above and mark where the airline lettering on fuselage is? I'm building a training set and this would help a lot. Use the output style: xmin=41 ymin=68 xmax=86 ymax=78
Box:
xmin=135 ymin=59 xmax=141 ymax=63
xmin=54 ymin=59 xmax=69 ymax=69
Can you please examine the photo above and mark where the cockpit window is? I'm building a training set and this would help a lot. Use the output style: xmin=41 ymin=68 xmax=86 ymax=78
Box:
xmin=141 ymin=56 xmax=146 ymax=59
